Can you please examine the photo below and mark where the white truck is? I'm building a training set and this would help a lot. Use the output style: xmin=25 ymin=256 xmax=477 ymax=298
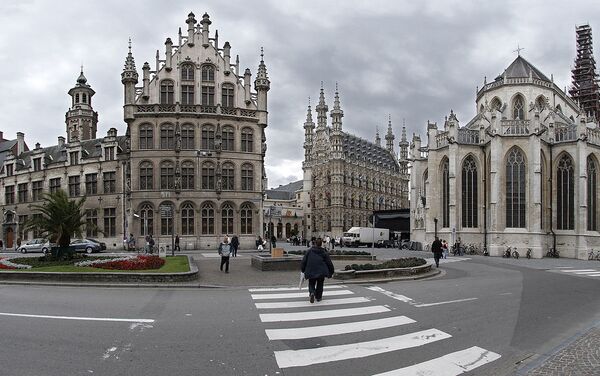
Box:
xmin=341 ymin=227 xmax=390 ymax=247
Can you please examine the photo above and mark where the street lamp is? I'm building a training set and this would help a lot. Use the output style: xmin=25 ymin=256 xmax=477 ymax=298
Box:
xmin=434 ymin=217 xmax=438 ymax=238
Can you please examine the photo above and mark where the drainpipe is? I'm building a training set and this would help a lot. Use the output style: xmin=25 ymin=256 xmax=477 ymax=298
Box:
xmin=482 ymin=147 xmax=488 ymax=254
xmin=549 ymin=144 xmax=556 ymax=252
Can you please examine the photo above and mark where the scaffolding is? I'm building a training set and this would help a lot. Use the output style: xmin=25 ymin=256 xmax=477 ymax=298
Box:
xmin=569 ymin=24 xmax=600 ymax=122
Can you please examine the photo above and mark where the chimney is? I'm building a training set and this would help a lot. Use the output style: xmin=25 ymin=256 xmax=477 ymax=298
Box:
xmin=58 ymin=136 xmax=65 ymax=148
xmin=16 ymin=132 xmax=24 ymax=155
xmin=0 ymin=131 xmax=4 ymax=141
xmin=35 ymin=142 xmax=41 ymax=150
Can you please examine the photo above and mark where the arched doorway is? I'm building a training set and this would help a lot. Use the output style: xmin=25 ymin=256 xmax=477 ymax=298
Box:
xmin=285 ymin=223 xmax=292 ymax=238
xmin=277 ymin=223 xmax=283 ymax=239
xmin=6 ymin=227 xmax=14 ymax=248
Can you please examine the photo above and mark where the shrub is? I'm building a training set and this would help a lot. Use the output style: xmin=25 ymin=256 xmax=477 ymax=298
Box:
xmin=344 ymin=257 xmax=426 ymax=271
xmin=10 ymin=254 xmax=93 ymax=268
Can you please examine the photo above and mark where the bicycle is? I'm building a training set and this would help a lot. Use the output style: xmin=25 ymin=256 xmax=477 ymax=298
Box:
xmin=512 ymin=248 xmax=519 ymax=259
xmin=588 ymin=249 xmax=600 ymax=261
xmin=526 ymin=248 xmax=532 ymax=259
xmin=546 ymin=248 xmax=560 ymax=258
xmin=503 ymin=247 xmax=512 ymax=258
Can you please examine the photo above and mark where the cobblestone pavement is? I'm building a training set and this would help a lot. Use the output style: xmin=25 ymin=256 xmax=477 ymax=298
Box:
xmin=525 ymin=326 xmax=600 ymax=376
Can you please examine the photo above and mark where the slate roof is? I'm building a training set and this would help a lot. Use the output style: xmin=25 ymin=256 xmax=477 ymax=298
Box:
xmin=495 ymin=55 xmax=551 ymax=82
xmin=0 ymin=139 xmax=17 ymax=167
xmin=342 ymin=133 xmax=399 ymax=172
xmin=266 ymin=179 xmax=303 ymax=200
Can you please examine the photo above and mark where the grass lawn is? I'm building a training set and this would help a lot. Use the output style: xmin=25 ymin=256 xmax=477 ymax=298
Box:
xmin=7 ymin=255 xmax=190 ymax=273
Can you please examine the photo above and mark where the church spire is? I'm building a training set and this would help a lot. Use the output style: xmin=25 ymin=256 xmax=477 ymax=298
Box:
xmin=375 ymin=126 xmax=381 ymax=146
xmin=315 ymin=82 xmax=328 ymax=132
xmin=330 ymin=82 xmax=343 ymax=132
xmin=121 ymin=38 xmax=139 ymax=121
xmin=304 ymin=97 xmax=315 ymax=161
xmin=399 ymin=118 xmax=409 ymax=162
xmin=385 ymin=114 xmax=395 ymax=153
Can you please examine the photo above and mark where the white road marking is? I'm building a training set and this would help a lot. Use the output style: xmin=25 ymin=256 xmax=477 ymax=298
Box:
xmin=584 ymin=273 xmax=600 ymax=276
xmin=255 ymin=297 xmax=370 ymax=309
xmin=414 ymin=298 xmax=478 ymax=308
xmin=260 ymin=305 xmax=390 ymax=322
xmin=371 ymin=346 xmax=501 ymax=376
xmin=555 ymin=266 xmax=573 ymax=269
xmin=251 ymin=290 xmax=353 ymax=300
xmin=201 ymin=253 xmax=222 ymax=258
xmin=0 ymin=312 xmax=155 ymax=323
xmin=248 ymin=285 xmax=345 ymax=292
xmin=274 ymin=328 xmax=452 ymax=368
xmin=573 ymin=271 xmax=600 ymax=275
xmin=265 ymin=316 xmax=416 ymax=340
xmin=366 ymin=286 xmax=414 ymax=303
xmin=560 ymin=269 xmax=596 ymax=273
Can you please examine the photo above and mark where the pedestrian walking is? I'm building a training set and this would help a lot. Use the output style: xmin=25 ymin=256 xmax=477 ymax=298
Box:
xmin=442 ymin=240 xmax=448 ymax=259
xmin=127 ymin=233 xmax=136 ymax=252
xmin=301 ymin=237 xmax=335 ymax=303
xmin=148 ymin=235 xmax=155 ymax=254
xmin=256 ymin=236 xmax=264 ymax=251
xmin=271 ymin=235 xmax=277 ymax=248
xmin=432 ymin=236 xmax=443 ymax=268
xmin=331 ymin=237 xmax=336 ymax=250
xmin=174 ymin=234 xmax=180 ymax=252
xmin=218 ymin=236 xmax=231 ymax=273
xmin=230 ymin=235 xmax=239 ymax=257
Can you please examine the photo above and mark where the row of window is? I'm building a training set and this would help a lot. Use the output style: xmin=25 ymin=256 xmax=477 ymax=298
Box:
xmin=18 ymin=208 xmax=116 ymax=241
xmin=137 ymin=202 xmax=254 ymax=236
xmin=316 ymin=172 xmax=402 ymax=195
xmin=314 ymin=194 xmax=400 ymax=210
xmin=138 ymin=124 xmax=253 ymax=152
xmin=159 ymin=65 xmax=235 ymax=106
xmin=483 ymin=94 xmax=573 ymax=121
xmin=138 ymin=161 xmax=255 ymax=191
xmin=436 ymin=151 xmax=598 ymax=231
xmin=4 ymin=172 xmax=117 ymax=204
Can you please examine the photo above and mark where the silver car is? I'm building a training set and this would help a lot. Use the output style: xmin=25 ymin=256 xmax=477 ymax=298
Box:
xmin=17 ymin=238 xmax=52 ymax=254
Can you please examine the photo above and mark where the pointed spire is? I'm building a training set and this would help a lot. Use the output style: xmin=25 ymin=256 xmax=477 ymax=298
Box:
xmin=316 ymin=82 xmax=328 ymax=131
xmin=306 ymin=97 xmax=313 ymax=123
xmin=331 ymin=82 xmax=344 ymax=132
xmin=121 ymin=38 xmax=138 ymax=84
xmin=254 ymin=47 xmax=270 ymax=91
xmin=77 ymin=65 xmax=87 ymax=85
xmin=385 ymin=115 xmax=395 ymax=153
xmin=375 ymin=126 xmax=381 ymax=146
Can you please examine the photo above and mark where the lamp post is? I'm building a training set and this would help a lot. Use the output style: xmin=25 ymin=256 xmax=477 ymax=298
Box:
xmin=434 ymin=217 xmax=438 ymax=238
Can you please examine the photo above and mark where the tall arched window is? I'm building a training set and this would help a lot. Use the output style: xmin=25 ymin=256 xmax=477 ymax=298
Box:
xmin=241 ymin=128 xmax=253 ymax=152
xmin=201 ymin=202 xmax=215 ymax=234
xmin=461 ymin=156 xmax=478 ymax=228
xmin=139 ymin=125 xmax=154 ymax=149
xmin=441 ymin=158 xmax=450 ymax=227
xmin=222 ymin=126 xmax=234 ymax=151
xmin=201 ymin=65 xmax=215 ymax=82
xmin=181 ymin=124 xmax=195 ymax=149
xmin=490 ymin=97 xmax=502 ymax=113
xmin=221 ymin=203 xmax=234 ymax=234
xmin=588 ymin=156 xmax=598 ymax=231
xmin=222 ymin=83 xmax=234 ymax=108
xmin=506 ymin=148 xmax=527 ymax=228
xmin=181 ymin=64 xmax=195 ymax=105
xmin=201 ymin=125 xmax=215 ymax=150
xmin=222 ymin=162 xmax=235 ymax=190
xmin=160 ymin=161 xmax=175 ymax=189
xmin=557 ymin=154 xmax=574 ymax=230
xmin=181 ymin=64 xmax=195 ymax=81
xmin=241 ymin=164 xmax=254 ymax=191
xmin=160 ymin=124 xmax=175 ymax=149
xmin=535 ymin=96 xmax=546 ymax=112
xmin=513 ymin=95 xmax=525 ymax=120
xmin=181 ymin=161 xmax=194 ymax=190
xmin=202 ymin=162 xmax=215 ymax=189
xmin=181 ymin=202 xmax=194 ymax=235
xmin=240 ymin=203 xmax=253 ymax=235
xmin=140 ymin=204 xmax=153 ymax=236
xmin=160 ymin=80 xmax=174 ymax=104
xmin=160 ymin=202 xmax=174 ymax=235
xmin=139 ymin=161 xmax=153 ymax=190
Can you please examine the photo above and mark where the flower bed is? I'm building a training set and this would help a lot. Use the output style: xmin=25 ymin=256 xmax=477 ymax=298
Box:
xmin=288 ymin=250 xmax=371 ymax=256
xmin=0 ymin=258 xmax=32 ymax=270
xmin=75 ymin=255 xmax=165 ymax=270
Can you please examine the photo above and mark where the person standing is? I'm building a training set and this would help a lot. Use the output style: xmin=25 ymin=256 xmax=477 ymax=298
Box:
xmin=301 ymin=238 xmax=335 ymax=303
xmin=127 ymin=233 xmax=136 ymax=252
xmin=174 ymin=234 xmax=180 ymax=252
xmin=431 ymin=236 xmax=443 ymax=268
xmin=256 ymin=236 xmax=264 ymax=252
xmin=218 ymin=236 xmax=231 ymax=273
xmin=442 ymin=240 xmax=448 ymax=259
xmin=271 ymin=234 xmax=277 ymax=248
xmin=149 ymin=235 xmax=155 ymax=254
xmin=230 ymin=235 xmax=239 ymax=257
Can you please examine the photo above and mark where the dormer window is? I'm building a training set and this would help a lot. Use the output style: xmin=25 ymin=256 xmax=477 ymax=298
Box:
xmin=5 ymin=163 xmax=13 ymax=176
xmin=33 ymin=158 xmax=42 ymax=172
xmin=160 ymin=80 xmax=175 ymax=104
xmin=104 ymin=146 xmax=115 ymax=161
xmin=70 ymin=151 xmax=79 ymax=165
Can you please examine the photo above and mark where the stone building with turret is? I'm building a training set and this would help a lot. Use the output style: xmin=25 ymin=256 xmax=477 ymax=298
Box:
xmin=301 ymin=85 xmax=410 ymax=239
xmin=0 ymin=12 xmax=268 ymax=250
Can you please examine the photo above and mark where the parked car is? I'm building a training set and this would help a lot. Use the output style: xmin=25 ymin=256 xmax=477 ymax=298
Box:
xmin=17 ymin=238 xmax=52 ymax=254
xmin=69 ymin=239 xmax=103 ymax=253
xmin=85 ymin=238 xmax=107 ymax=251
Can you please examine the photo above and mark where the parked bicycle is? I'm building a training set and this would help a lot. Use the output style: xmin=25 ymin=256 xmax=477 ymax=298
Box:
xmin=588 ymin=249 xmax=600 ymax=261
xmin=546 ymin=248 xmax=560 ymax=258
xmin=526 ymin=248 xmax=532 ymax=259
xmin=503 ymin=247 xmax=512 ymax=258
xmin=512 ymin=247 xmax=519 ymax=259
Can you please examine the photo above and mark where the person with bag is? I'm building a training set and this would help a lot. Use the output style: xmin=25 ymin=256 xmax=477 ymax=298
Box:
xmin=301 ymin=237 xmax=335 ymax=303
xmin=431 ymin=236 xmax=443 ymax=268
xmin=256 ymin=236 xmax=264 ymax=252
xmin=218 ymin=236 xmax=231 ymax=273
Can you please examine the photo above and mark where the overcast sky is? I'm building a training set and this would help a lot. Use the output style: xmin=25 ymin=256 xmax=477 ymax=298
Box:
xmin=0 ymin=0 xmax=598 ymax=188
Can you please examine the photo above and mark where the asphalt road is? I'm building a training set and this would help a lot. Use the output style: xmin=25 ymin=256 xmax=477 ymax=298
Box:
xmin=0 ymin=253 xmax=599 ymax=375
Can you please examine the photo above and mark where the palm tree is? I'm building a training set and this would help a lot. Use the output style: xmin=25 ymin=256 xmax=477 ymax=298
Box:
xmin=23 ymin=189 xmax=87 ymax=259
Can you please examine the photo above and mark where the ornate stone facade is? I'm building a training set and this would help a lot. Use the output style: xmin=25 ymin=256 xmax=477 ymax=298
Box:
xmin=0 ymin=12 xmax=269 ymax=250
xmin=410 ymin=55 xmax=600 ymax=259
xmin=301 ymin=86 xmax=409 ymax=239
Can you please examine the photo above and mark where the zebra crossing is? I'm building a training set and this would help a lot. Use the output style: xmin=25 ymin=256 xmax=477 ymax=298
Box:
xmin=248 ymin=284 xmax=500 ymax=375
xmin=552 ymin=266 xmax=600 ymax=278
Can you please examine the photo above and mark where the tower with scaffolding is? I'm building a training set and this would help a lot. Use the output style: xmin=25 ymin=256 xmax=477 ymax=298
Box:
xmin=569 ymin=24 xmax=600 ymax=122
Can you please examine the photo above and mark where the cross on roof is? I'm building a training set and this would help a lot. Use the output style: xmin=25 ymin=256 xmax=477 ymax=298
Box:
xmin=513 ymin=44 xmax=525 ymax=56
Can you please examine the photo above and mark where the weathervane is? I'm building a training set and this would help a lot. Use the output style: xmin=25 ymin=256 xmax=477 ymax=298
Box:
xmin=513 ymin=44 xmax=525 ymax=56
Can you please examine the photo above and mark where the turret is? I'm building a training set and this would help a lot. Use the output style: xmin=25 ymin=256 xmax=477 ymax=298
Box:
xmin=304 ymin=99 xmax=315 ymax=161
xmin=385 ymin=115 xmax=395 ymax=153
xmin=200 ymin=12 xmax=211 ymax=47
xmin=330 ymin=82 xmax=343 ymax=132
xmin=142 ymin=62 xmax=150 ymax=99
xmin=186 ymin=12 xmax=197 ymax=46
xmin=254 ymin=48 xmax=270 ymax=125
xmin=223 ymin=41 xmax=231 ymax=75
xmin=399 ymin=121 xmax=409 ymax=161
xmin=165 ymin=37 xmax=173 ymax=71
xmin=375 ymin=127 xmax=381 ymax=146
xmin=244 ymin=68 xmax=252 ymax=104
xmin=315 ymin=82 xmax=328 ymax=133
xmin=67 ymin=67 xmax=98 ymax=142
xmin=121 ymin=39 xmax=139 ymax=122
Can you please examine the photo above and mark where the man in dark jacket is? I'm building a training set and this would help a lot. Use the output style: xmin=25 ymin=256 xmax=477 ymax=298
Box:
xmin=301 ymin=238 xmax=335 ymax=303
xmin=230 ymin=235 xmax=239 ymax=257
xmin=431 ymin=236 xmax=443 ymax=268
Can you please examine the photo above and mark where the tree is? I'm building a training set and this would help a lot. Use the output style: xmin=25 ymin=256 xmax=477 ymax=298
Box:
xmin=23 ymin=189 xmax=87 ymax=259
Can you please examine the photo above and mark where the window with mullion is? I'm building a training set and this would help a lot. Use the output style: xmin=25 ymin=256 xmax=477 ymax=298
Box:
xmin=588 ymin=157 xmax=598 ymax=231
xmin=201 ymin=65 xmax=215 ymax=82
xmin=103 ymin=208 xmax=116 ymax=237
xmin=461 ymin=157 xmax=478 ymax=228
xmin=181 ymin=126 xmax=195 ymax=149
xmin=49 ymin=178 xmax=61 ymax=193
xmin=240 ymin=204 xmax=253 ymax=235
xmin=139 ymin=163 xmax=153 ymax=190
xmin=85 ymin=173 xmax=98 ymax=195
xmin=68 ymin=176 xmax=81 ymax=197
xmin=17 ymin=183 xmax=28 ymax=203
xmin=241 ymin=128 xmax=253 ymax=152
xmin=222 ymin=127 xmax=234 ymax=151
xmin=181 ymin=85 xmax=194 ymax=105
xmin=201 ymin=204 xmax=215 ymax=234
xmin=181 ymin=203 xmax=194 ymax=235
xmin=441 ymin=159 xmax=450 ymax=227
xmin=103 ymin=172 xmax=116 ymax=193
xmin=161 ymin=163 xmax=175 ymax=190
xmin=201 ymin=86 xmax=215 ymax=106
xmin=160 ymin=81 xmax=174 ymax=104
xmin=86 ymin=209 xmax=98 ymax=237
xmin=505 ymin=149 xmax=527 ymax=228
xmin=160 ymin=127 xmax=175 ymax=149
xmin=557 ymin=155 xmax=574 ymax=230
xmin=221 ymin=204 xmax=234 ymax=234
xmin=222 ymin=85 xmax=234 ymax=107
xmin=241 ymin=165 xmax=253 ymax=191
xmin=182 ymin=164 xmax=194 ymax=190
xmin=201 ymin=127 xmax=215 ymax=150
xmin=32 ymin=181 xmax=43 ymax=201
xmin=202 ymin=163 xmax=215 ymax=189
xmin=222 ymin=164 xmax=235 ymax=190
xmin=139 ymin=126 xmax=154 ymax=149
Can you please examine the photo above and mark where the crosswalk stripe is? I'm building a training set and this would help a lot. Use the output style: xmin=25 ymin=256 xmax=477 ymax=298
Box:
xmin=255 ymin=297 xmax=370 ymax=309
xmin=573 ymin=271 xmax=600 ymax=275
xmin=274 ymin=328 xmax=452 ymax=368
xmin=259 ymin=305 xmax=390 ymax=322
xmin=555 ymin=266 xmax=573 ymax=269
xmin=251 ymin=290 xmax=353 ymax=300
xmin=584 ymin=273 xmax=600 ymax=276
xmin=265 ymin=316 xmax=416 ymax=340
xmin=371 ymin=346 xmax=501 ymax=376
xmin=249 ymin=285 xmax=345 ymax=292
xmin=560 ymin=269 xmax=596 ymax=273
